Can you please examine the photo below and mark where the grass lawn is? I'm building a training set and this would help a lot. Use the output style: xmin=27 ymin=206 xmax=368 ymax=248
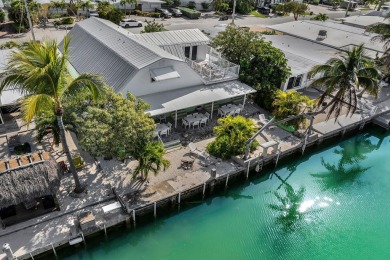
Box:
xmin=250 ymin=10 xmax=267 ymax=18
xmin=359 ymin=8 xmax=372 ymax=10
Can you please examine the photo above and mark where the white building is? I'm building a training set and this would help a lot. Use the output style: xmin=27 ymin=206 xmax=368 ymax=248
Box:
xmin=61 ymin=18 xmax=255 ymax=127
xmin=262 ymin=35 xmax=339 ymax=92
xmin=267 ymin=20 xmax=384 ymax=59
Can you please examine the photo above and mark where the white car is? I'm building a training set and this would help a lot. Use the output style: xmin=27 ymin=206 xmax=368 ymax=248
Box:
xmin=120 ymin=19 xmax=143 ymax=28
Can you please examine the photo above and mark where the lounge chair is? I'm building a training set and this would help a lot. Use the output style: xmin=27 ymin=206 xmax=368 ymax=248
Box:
xmin=73 ymin=156 xmax=85 ymax=169
xmin=188 ymin=142 xmax=210 ymax=160
xmin=258 ymin=114 xmax=269 ymax=125
xmin=192 ymin=121 xmax=200 ymax=129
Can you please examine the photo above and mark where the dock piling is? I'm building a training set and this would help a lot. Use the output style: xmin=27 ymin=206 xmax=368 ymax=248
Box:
xmin=225 ymin=174 xmax=229 ymax=189
xmin=103 ymin=223 xmax=107 ymax=238
xmin=132 ymin=210 xmax=136 ymax=226
xmin=154 ymin=202 xmax=157 ymax=218
xmin=246 ymin=161 xmax=251 ymax=179
xmin=30 ymin=252 xmax=35 ymax=259
xmin=202 ymin=182 xmax=206 ymax=198
xmin=178 ymin=192 xmax=181 ymax=204
xmin=51 ymin=243 xmax=57 ymax=257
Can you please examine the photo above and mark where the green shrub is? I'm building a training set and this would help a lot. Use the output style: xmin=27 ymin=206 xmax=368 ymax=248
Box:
xmin=311 ymin=13 xmax=328 ymax=21
xmin=237 ymin=1 xmax=253 ymax=14
xmin=61 ymin=17 xmax=74 ymax=25
xmin=173 ymin=0 xmax=181 ymax=6
xmin=0 ymin=9 xmax=5 ymax=23
xmin=187 ymin=1 xmax=196 ymax=9
xmin=177 ymin=6 xmax=201 ymax=19
xmin=141 ymin=20 xmax=166 ymax=33
xmin=201 ymin=1 xmax=210 ymax=10
xmin=312 ymin=0 xmax=319 ymax=5
xmin=207 ymin=116 xmax=258 ymax=160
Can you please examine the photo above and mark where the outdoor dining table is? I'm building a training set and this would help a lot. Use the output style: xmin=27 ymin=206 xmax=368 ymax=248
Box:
xmin=184 ymin=114 xmax=207 ymax=125
xmin=218 ymin=104 xmax=240 ymax=116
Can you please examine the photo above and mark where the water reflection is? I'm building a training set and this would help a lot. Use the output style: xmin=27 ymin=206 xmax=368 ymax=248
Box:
xmin=269 ymin=182 xmax=307 ymax=232
xmin=311 ymin=134 xmax=375 ymax=191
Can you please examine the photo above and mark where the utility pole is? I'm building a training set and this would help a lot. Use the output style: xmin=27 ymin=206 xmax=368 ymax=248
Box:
xmin=23 ymin=0 xmax=35 ymax=41
xmin=231 ymin=0 xmax=236 ymax=24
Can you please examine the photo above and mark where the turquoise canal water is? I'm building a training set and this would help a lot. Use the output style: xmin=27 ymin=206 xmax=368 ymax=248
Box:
xmin=58 ymin=128 xmax=390 ymax=260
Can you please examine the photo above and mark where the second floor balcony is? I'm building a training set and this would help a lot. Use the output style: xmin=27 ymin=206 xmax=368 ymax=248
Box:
xmin=186 ymin=47 xmax=240 ymax=85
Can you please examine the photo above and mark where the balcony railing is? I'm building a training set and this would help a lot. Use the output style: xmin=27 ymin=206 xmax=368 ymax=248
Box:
xmin=185 ymin=47 xmax=240 ymax=84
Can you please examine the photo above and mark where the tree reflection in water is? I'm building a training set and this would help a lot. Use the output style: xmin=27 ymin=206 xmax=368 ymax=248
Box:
xmin=269 ymin=183 xmax=306 ymax=232
xmin=311 ymin=134 xmax=375 ymax=191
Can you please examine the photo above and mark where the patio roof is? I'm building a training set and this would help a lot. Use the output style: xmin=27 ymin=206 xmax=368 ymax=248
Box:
xmin=141 ymin=80 xmax=256 ymax=116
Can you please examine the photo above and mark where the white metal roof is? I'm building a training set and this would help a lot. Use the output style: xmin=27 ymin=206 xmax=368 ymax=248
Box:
xmin=141 ymin=80 xmax=256 ymax=116
xmin=130 ymin=29 xmax=210 ymax=47
xmin=267 ymin=20 xmax=384 ymax=58
xmin=263 ymin=35 xmax=339 ymax=76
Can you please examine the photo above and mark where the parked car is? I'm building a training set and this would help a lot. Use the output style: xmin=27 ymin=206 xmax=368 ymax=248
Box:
xmin=258 ymin=7 xmax=270 ymax=15
xmin=120 ymin=19 xmax=143 ymax=28
xmin=168 ymin=8 xmax=182 ymax=17
xmin=88 ymin=10 xmax=99 ymax=18
xmin=156 ymin=8 xmax=172 ymax=18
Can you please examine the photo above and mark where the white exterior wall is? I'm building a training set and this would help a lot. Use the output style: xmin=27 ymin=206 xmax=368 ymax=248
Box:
xmin=196 ymin=45 xmax=207 ymax=61
xmin=121 ymin=59 xmax=203 ymax=96
xmin=141 ymin=3 xmax=162 ymax=11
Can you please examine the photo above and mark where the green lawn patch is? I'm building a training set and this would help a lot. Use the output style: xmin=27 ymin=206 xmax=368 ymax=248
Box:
xmin=359 ymin=8 xmax=372 ymax=10
xmin=277 ymin=123 xmax=296 ymax=132
xmin=250 ymin=10 xmax=267 ymax=18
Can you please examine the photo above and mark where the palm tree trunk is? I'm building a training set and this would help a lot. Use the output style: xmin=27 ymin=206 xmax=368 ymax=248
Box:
xmin=56 ymin=110 xmax=84 ymax=193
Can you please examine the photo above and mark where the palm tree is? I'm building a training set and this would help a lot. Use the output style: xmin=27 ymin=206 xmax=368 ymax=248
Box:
xmin=132 ymin=141 xmax=170 ymax=181
xmin=367 ymin=14 xmax=390 ymax=65
xmin=308 ymin=44 xmax=381 ymax=120
xmin=120 ymin=0 xmax=136 ymax=17
xmin=0 ymin=38 xmax=105 ymax=193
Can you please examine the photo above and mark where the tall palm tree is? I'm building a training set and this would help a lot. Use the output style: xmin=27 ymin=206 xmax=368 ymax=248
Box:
xmin=367 ymin=14 xmax=390 ymax=65
xmin=132 ymin=141 xmax=170 ymax=181
xmin=308 ymin=44 xmax=381 ymax=120
xmin=0 ymin=38 xmax=105 ymax=193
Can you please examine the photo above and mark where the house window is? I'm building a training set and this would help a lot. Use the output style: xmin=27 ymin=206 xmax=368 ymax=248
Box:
xmin=191 ymin=46 xmax=198 ymax=60
xmin=286 ymin=77 xmax=295 ymax=90
xmin=294 ymin=74 xmax=303 ymax=88
xmin=185 ymin=46 xmax=191 ymax=58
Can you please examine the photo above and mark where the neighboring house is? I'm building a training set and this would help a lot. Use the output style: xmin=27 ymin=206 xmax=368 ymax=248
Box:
xmin=256 ymin=0 xmax=302 ymax=8
xmin=138 ymin=0 xmax=165 ymax=11
xmin=180 ymin=0 xmax=212 ymax=10
xmin=262 ymin=35 xmax=339 ymax=92
xmin=267 ymin=20 xmax=384 ymax=59
xmin=61 ymin=18 xmax=254 ymax=127
xmin=339 ymin=15 xmax=387 ymax=29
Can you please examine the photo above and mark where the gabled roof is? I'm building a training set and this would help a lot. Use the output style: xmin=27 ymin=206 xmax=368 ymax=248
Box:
xmin=60 ymin=18 xmax=182 ymax=91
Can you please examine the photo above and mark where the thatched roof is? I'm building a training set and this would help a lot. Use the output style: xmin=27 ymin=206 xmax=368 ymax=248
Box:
xmin=0 ymin=152 xmax=61 ymax=209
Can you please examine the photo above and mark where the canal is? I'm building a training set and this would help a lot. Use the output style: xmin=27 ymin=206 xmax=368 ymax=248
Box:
xmin=56 ymin=128 xmax=390 ymax=259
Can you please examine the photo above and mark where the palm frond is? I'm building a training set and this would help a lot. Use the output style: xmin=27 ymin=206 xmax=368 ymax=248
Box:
xmin=20 ymin=94 xmax=55 ymax=125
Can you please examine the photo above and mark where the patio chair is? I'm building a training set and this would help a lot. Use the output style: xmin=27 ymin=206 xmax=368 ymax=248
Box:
xmin=188 ymin=142 xmax=210 ymax=160
xmin=234 ymin=109 xmax=241 ymax=116
xmin=192 ymin=120 xmax=200 ymax=129
xmin=218 ymin=109 xmax=225 ymax=117
xmin=193 ymin=112 xmax=198 ymax=116
xmin=200 ymin=118 xmax=208 ymax=127
xmin=160 ymin=128 xmax=169 ymax=137
xmin=205 ymin=112 xmax=210 ymax=119
xmin=167 ymin=122 xmax=172 ymax=134
xmin=73 ymin=156 xmax=85 ymax=170
xmin=259 ymin=114 xmax=269 ymax=125
xmin=182 ymin=118 xmax=190 ymax=129
xmin=159 ymin=114 xmax=167 ymax=123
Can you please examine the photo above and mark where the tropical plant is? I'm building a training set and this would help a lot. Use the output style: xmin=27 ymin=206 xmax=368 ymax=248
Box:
xmin=311 ymin=13 xmax=328 ymax=21
xmin=8 ymin=0 xmax=41 ymax=28
xmin=201 ymin=1 xmax=210 ymax=10
xmin=276 ymin=1 xmax=308 ymax=21
xmin=211 ymin=0 xmax=229 ymax=12
xmin=97 ymin=1 xmax=124 ymax=24
xmin=272 ymin=90 xmax=314 ymax=129
xmin=132 ymin=141 xmax=170 ymax=180
xmin=268 ymin=184 xmax=306 ymax=232
xmin=329 ymin=0 xmax=341 ymax=10
xmin=141 ymin=20 xmax=166 ymax=33
xmin=120 ymin=0 xmax=137 ymax=16
xmin=173 ymin=0 xmax=181 ymax=6
xmin=308 ymin=45 xmax=381 ymax=120
xmin=66 ymin=88 xmax=156 ymax=160
xmin=50 ymin=0 xmax=67 ymax=14
xmin=207 ymin=115 xmax=258 ymax=159
xmin=187 ymin=1 xmax=196 ymax=9
xmin=236 ymin=0 xmax=255 ymax=14
xmin=0 ymin=38 xmax=106 ymax=193
xmin=367 ymin=14 xmax=390 ymax=65
xmin=0 ymin=9 xmax=5 ymax=23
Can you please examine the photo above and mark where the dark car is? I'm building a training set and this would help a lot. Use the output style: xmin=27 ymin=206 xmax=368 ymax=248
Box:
xmin=258 ymin=7 xmax=270 ymax=15
xmin=156 ymin=8 xmax=172 ymax=18
xmin=168 ymin=8 xmax=182 ymax=17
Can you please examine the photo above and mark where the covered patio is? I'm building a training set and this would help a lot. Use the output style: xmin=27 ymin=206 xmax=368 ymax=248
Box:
xmin=141 ymin=80 xmax=256 ymax=130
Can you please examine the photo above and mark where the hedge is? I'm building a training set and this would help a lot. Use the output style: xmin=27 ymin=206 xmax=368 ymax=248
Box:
xmin=177 ymin=7 xmax=201 ymax=19
xmin=134 ymin=10 xmax=161 ymax=18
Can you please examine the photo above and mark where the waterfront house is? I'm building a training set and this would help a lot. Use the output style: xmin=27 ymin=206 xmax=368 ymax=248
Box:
xmin=267 ymin=20 xmax=384 ymax=59
xmin=262 ymin=35 xmax=339 ymax=92
xmin=0 ymin=152 xmax=60 ymax=227
xmin=61 ymin=18 xmax=255 ymax=128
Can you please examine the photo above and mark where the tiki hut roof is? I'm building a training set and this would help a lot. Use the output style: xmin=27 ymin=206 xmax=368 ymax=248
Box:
xmin=0 ymin=152 xmax=61 ymax=209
